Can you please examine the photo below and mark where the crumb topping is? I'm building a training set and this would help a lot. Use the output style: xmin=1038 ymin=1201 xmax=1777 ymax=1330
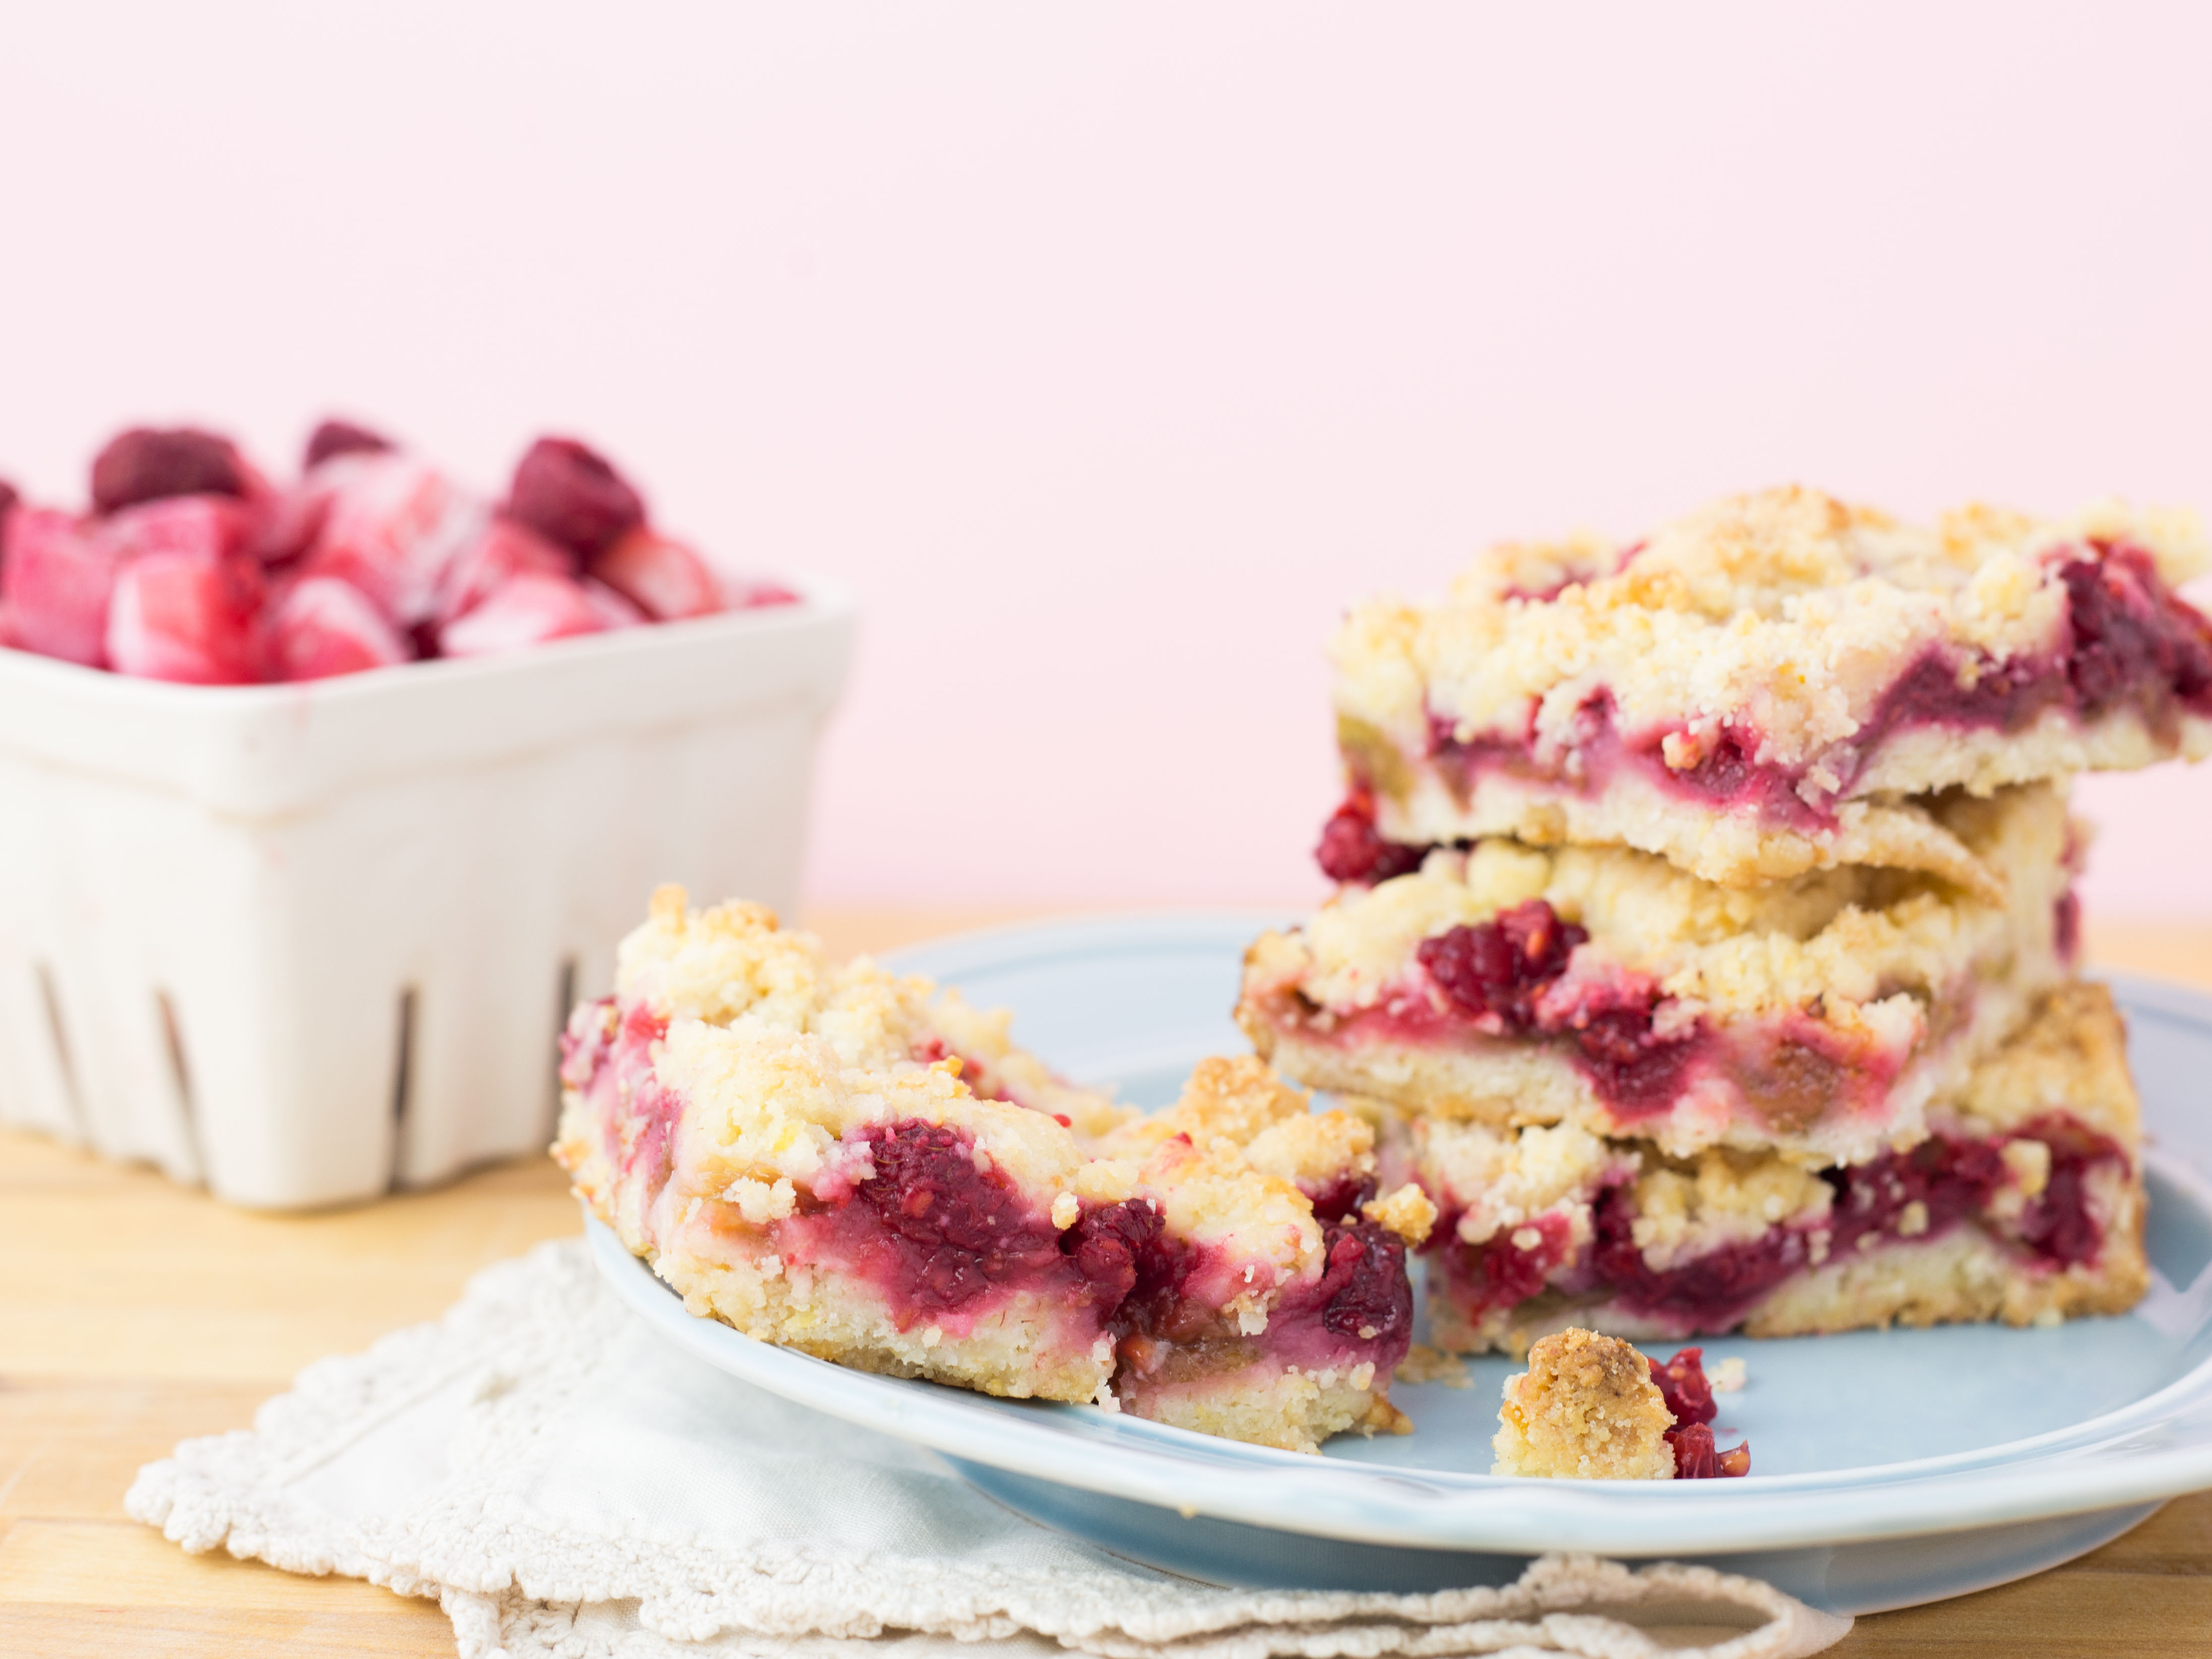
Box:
xmin=1417 ymin=1118 xmax=1630 ymax=1249
xmin=1951 ymin=980 xmax=2138 ymax=1140
xmin=1338 ymin=488 xmax=2206 ymax=779
xmin=1491 ymin=1327 xmax=1678 ymax=1480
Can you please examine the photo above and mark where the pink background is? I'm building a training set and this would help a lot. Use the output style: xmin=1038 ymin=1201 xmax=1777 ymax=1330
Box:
xmin=3 ymin=5 xmax=2208 ymax=916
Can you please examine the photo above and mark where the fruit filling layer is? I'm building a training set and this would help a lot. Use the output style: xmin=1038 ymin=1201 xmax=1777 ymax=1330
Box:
xmin=780 ymin=1119 xmax=1094 ymax=1332
xmin=1425 ymin=1107 xmax=2134 ymax=1348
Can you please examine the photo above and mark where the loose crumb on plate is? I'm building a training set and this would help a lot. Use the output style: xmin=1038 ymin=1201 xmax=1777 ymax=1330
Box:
xmin=1395 ymin=1341 xmax=1472 ymax=1388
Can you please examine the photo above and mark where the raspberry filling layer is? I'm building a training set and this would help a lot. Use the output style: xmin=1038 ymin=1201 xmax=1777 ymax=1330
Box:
xmin=780 ymin=1125 xmax=1413 ymax=1371
xmin=780 ymin=1119 xmax=1097 ymax=1332
xmin=1107 ymin=1204 xmax=1415 ymax=1394
xmin=1432 ymin=1113 xmax=2127 ymax=1336
xmin=1324 ymin=541 xmax=2212 ymax=869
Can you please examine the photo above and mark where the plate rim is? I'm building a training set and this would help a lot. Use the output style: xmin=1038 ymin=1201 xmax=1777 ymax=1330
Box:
xmin=585 ymin=915 xmax=2212 ymax=1557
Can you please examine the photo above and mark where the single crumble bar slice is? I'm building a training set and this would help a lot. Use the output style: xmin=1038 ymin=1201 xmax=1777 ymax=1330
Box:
xmin=554 ymin=888 xmax=1432 ymax=1452
xmin=1244 ymin=784 xmax=2076 ymax=1166
xmin=1401 ymin=983 xmax=2147 ymax=1352
xmin=1330 ymin=487 xmax=2210 ymax=889
xmin=1083 ymin=1055 xmax=1435 ymax=1446
xmin=1491 ymin=1328 xmax=1677 ymax=1479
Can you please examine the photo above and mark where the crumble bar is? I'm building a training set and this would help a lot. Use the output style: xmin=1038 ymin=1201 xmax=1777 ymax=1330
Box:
xmin=1329 ymin=487 xmax=2210 ymax=889
xmin=1244 ymin=784 xmax=2075 ymax=1165
xmin=554 ymin=887 xmax=1433 ymax=1453
xmin=1397 ymin=984 xmax=2147 ymax=1353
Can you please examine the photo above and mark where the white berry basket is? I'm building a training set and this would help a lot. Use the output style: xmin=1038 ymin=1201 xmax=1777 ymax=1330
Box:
xmin=0 ymin=582 xmax=854 ymax=1208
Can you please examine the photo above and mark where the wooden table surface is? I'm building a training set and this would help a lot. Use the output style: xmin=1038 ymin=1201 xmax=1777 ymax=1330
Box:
xmin=4 ymin=910 xmax=2209 ymax=1657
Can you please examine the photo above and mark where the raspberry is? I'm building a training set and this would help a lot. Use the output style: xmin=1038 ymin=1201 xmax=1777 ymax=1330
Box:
xmin=846 ymin=1120 xmax=1064 ymax=1314
xmin=265 ymin=575 xmax=411 ymax=681
xmin=90 ymin=428 xmax=249 ymax=513
xmin=303 ymin=419 xmax=395 ymax=469
xmin=1648 ymin=1346 xmax=1716 ymax=1428
xmin=1302 ymin=1171 xmax=1378 ymax=1224
xmin=1316 ymin=791 xmax=1429 ymax=885
xmin=506 ymin=437 xmax=645 ymax=561
xmin=105 ymin=548 xmax=265 ymax=684
xmin=1062 ymin=1198 xmax=1167 ymax=1307
xmin=435 ymin=571 xmax=609 ymax=658
xmin=1416 ymin=900 xmax=1587 ymax=1030
xmin=591 ymin=527 xmax=725 ymax=621
xmin=1 ymin=508 xmax=122 ymax=666
xmin=1665 ymin=1422 xmax=1750 ymax=1478
xmin=2063 ymin=545 xmax=2212 ymax=720
xmin=2005 ymin=1115 xmax=2128 ymax=1267
xmin=1317 ymin=1220 xmax=1412 ymax=1345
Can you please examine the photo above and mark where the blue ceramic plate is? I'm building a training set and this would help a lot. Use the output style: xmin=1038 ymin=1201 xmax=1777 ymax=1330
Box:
xmin=587 ymin=913 xmax=2212 ymax=1615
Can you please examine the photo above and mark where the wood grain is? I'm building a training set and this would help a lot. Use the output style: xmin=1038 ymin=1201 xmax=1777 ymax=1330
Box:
xmin=2 ymin=908 xmax=2207 ymax=1657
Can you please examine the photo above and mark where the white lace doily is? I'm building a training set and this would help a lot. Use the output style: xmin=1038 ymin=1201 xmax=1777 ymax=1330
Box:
xmin=128 ymin=1240 xmax=1850 ymax=1659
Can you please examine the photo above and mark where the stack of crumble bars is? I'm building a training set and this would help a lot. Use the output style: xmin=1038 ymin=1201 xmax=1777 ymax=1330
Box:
xmin=1240 ymin=487 xmax=2211 ymax=1354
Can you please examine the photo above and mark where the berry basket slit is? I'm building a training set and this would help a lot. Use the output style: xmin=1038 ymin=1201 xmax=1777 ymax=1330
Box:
xmin=0 ymin=584 xmax=852 ymax=1207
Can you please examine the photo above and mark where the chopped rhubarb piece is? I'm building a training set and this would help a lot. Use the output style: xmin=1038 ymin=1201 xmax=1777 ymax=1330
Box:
xmin=105 ymin=548 xmax=265 ymax=684
xmin=581 ymin=577 xmax=646 ymax=631
xmin=95 ymin=494 xmax=257 ymax=565
xmin=0 ymin=480 xmax=17 ymax=542
xmin=432 ymin=516 xmax=576 ymax=625
xmin=507 ymin=436 xmax=644 ymax=561
xmin=436 ymin=570 xmax=606 ymax=658
xmin=90 ymin=427 xmax=250 ymax=513
xmin=591 ymin=526 xmax=726 ymax=621
xmin=297 ymin=453 xmax=484 ymax=627
xmin=265 ymin=575 xmax=411 ymax=681
xmin=1 ymin=508 xmax=121 ymax=666
xmin=303 ymin=418 xmax=396 ymax=469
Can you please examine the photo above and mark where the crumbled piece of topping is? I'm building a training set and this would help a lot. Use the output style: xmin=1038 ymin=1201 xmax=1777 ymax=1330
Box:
xmin=1491 ymin=1327 xmax=1678 ymax=1480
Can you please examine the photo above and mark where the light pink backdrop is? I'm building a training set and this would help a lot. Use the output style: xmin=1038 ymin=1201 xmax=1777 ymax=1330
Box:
xmin=4 ymin=5 xmax=2208 ymax=915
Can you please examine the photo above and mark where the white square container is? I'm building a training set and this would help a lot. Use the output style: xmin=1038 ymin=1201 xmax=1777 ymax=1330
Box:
xmin=0 ymin=583 xmax=854 ymax=1208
